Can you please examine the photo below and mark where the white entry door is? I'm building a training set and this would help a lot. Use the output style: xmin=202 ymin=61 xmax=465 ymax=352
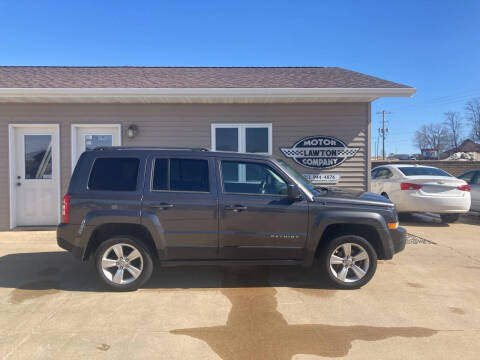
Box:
xmin=11 ymin=125 xmax=60 ymax=227
xmin=71 ymin=125 xmax=121 ymax=170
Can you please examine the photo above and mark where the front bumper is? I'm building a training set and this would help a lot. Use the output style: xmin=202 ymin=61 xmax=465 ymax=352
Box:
xmin=389 ymin=226 xmax=406 ymax=254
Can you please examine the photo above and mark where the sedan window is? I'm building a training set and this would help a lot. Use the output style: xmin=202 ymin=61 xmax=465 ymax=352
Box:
xmin=398 ymin=167 xmax=451 ymax=177
xmin=375 ymin=168 xmax=393 ymax=179
xmin=458 ymin=171 xmax=476 ymax=184
xmin=474 ymin=171 xmax=480 ymax=185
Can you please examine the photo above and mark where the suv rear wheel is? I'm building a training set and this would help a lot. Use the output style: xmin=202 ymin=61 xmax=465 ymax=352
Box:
xmin=320 ymin=235 xmax=377 ymax=289
xmin=95 ymin=236 xmax=153 ymax=291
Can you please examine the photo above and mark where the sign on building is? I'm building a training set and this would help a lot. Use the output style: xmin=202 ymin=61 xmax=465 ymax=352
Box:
xmin=281 ymin=135 xmax=359 ymax=169
xmin=303 ymin=173 xmax=341 ymax=185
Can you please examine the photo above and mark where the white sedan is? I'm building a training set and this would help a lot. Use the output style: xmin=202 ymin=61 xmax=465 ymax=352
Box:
xmin=371 ymin=164 xmax=471 ymax=223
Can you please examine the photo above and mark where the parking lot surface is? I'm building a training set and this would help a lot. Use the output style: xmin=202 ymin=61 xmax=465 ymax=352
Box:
xmin=1 ymin=215 xmax=479 ymax=359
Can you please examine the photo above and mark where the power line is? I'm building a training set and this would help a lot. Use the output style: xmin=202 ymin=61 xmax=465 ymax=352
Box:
xmin=389 ymin=89 xmax=480 ymax=112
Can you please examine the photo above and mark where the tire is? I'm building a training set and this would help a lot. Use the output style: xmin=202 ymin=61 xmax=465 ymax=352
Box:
xmin=319 ymin=235 xmax=377 ymax=289
xmin=440 ymin=214 xmax=460 ymax=223
xmin=95 ymin=236 xmax=153 ymax=291
xmin=381 ymin=192 xmax=389 ymax=199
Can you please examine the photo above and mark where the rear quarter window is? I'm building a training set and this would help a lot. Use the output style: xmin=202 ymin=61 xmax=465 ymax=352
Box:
xmin=398 ymin=167 xmax=451 ymax=177
xmin=88 ymin=157 xmax=140 ymax=191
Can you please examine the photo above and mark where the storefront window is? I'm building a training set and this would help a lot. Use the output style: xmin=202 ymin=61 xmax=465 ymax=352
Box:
xmin=212 ymin=124 xmax=271 ymax=155
xmin=215 ymin=128 xmax=238 ymax=152
xmin=245 ymin=127 xmax=268 ymax=153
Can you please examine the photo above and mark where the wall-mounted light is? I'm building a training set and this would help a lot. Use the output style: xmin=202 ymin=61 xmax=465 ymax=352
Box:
xmin=127 ymin=124 xmax=138 ymax=139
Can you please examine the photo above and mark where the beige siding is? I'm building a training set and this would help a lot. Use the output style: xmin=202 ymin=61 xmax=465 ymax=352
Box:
xmin=0 ymin=102 xmax=369 ymax=230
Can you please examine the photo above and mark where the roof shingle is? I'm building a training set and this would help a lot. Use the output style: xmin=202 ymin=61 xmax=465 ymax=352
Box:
xmin=0 ymin=66 xmax=412 ymax=89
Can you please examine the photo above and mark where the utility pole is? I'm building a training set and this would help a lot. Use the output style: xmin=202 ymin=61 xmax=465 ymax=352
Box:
xmin=377 ymin=110 xmax=391 ymax=160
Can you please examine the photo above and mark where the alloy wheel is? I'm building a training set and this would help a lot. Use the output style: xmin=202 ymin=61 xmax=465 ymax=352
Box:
xmin=101 ymin=243 xmax=144 ymax=285
xmin=329 ymin=242 xmax=370 ymax=283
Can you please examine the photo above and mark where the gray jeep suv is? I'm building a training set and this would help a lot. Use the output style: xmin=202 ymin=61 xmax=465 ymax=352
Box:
xmin=57 ymin=147 xmax=406 ymax=291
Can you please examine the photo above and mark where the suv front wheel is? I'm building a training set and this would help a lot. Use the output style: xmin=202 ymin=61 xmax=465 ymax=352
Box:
xmin=320 ymin=235 xmax=377 ymax=289
xmin=95 ymin=236 xmax=153 ymax=291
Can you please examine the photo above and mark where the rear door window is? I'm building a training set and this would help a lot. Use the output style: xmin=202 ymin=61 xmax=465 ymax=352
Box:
xmin=88 ymin=157 xmax=140 ymax=191
xmin=152 ymin=158 xmax=209 ymax=192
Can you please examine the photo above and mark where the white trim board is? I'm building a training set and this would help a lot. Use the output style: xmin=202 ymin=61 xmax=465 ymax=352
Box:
xmin=8 ymin=123 xmax=61 ymax=229
xmin=71 ymin=124 xmax=122 ymax=172
xmin=0 ymin=87 xmax=417 ymax=103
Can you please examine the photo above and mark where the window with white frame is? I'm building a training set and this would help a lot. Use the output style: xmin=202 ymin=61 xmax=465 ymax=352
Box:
xmin=211 ymin=124 xmax=272 ymax=155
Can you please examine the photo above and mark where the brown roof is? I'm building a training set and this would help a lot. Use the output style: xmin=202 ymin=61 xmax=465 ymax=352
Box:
xmin=0 ymin=66 xmax=412 ymax=89
xmin=445 ymin=139 xmax=480 ymax=154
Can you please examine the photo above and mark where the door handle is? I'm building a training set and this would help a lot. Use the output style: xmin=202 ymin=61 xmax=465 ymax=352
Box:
xmin=151 ymin=203 xmax=174 ymax=210
xmin=225 ymin=205 xmax=247 ymax=212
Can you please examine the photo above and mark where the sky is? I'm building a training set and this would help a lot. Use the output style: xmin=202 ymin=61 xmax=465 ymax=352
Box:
xmin=1 ymin=0 xmax=479 ymax=155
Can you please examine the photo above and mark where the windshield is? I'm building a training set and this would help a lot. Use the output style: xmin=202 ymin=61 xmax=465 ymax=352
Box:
xmin=398 ymin=167 xmax=451 ymax=177
xmin=276 ymin=159 xmax=321 ymax=196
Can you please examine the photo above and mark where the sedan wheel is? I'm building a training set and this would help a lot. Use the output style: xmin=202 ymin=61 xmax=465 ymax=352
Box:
xmin=440 ymin=214 xmax=460 ymax=223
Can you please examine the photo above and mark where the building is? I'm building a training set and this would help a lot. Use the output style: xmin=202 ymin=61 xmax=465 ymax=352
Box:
xmin=421 ymin=148 xmax=439 ymax=160
xmin=0 ymin=66 xmax=415 ymax=229
xmin=442 ymin=139 xmax=480 ymax=160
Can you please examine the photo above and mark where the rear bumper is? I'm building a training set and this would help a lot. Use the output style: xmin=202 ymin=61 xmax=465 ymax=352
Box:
xmin=389 ymin=226 xmax=406 ymax=255
xmin=57 ymin=223 xmax=85 ymax=261
xmin=396 ymin=193 xmax=471 ymax=213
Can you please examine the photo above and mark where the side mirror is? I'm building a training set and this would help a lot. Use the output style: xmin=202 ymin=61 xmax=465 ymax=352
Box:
xmin=287 ymin=184 xmax=303 ymax=201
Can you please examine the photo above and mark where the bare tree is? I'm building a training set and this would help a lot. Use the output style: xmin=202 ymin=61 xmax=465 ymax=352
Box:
xmin=413 ymin=123 xmax=448 ymax=159
xmin=443 ymin=111 xmax=463 ymax=149
xmin=465 ymin=98 xmax=480 ymax=141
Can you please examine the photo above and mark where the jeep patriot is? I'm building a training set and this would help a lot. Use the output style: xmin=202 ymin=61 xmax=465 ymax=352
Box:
xmin=57 ymin=147 xmax=406 ymax=291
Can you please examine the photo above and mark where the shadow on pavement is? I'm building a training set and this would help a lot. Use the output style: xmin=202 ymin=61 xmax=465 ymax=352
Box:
xmin=399 ymin=213 xmax=449 ymax=227
xmin=171 ymin=266 xmax=437 ymax=359
xmin=0 ymin=251 xmax=339 ymax=295
xmin=400 ymin=212 xmax=480 ymax=227
xmin=0 ymin=252 xmax=438 ymax=359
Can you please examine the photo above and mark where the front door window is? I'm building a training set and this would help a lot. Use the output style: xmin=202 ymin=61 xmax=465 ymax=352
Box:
xmin=24 ymin=135 xmax=53 ymax=179
xmin=221 ymin=160 xmax=288 ymax=195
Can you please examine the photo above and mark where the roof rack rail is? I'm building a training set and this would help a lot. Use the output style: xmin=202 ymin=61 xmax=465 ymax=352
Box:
xmin=94 ymin=146 xmax=210 ymax=151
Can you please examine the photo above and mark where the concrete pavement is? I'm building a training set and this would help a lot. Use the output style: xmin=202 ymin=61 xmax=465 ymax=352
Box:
xmin=0 ymin=215 xmax=479 ymax=359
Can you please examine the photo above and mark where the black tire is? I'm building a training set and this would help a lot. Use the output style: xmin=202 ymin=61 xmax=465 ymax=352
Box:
xmin=319 ymin=235 xmax=377 ymax=289
xmin=95 ymin=236 xmax=153 ymax=291
xmin=440 ymin=213 xmax=460 ymax=223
